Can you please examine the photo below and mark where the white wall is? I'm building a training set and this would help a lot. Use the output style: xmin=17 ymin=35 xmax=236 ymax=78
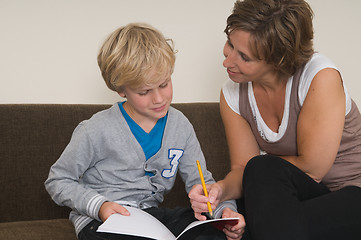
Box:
xmin=1 ymin=0 xmax=360 ymax=106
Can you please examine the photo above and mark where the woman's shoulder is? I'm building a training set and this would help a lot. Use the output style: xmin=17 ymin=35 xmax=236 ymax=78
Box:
xmin=298 ymin=53 xmax=339 ymax=105
xmin=298 ymin=53 xmax=352 ymax=114
xmin=301 ymin=53 xmax=339 ymax=82
xmin=222 ymin=79 xmax=241 ymax=115
xmin=304 ymin=53 xmax=338 ymax=72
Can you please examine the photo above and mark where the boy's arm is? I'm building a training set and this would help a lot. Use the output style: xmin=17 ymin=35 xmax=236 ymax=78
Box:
xmin=213 ymin=200 xmax=237 ymax=219
xmin=44 ymin=123 xmax=107 ymax=221
xmin=177 ymin=125 xmax=214 ymax=192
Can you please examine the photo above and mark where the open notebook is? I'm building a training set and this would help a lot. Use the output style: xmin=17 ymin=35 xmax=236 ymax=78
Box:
xmin=97 ymin=206 xmax=239 ymax=240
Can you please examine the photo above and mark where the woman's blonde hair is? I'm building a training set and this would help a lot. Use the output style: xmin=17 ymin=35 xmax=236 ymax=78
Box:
xmin=225 ymin=0 xmax=314 ymax=77
xmin=97 ymin=23 xmax=176 ymax=92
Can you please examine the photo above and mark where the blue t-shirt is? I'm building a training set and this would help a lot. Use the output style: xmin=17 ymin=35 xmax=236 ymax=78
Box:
xmin=119 ymin=102 xmax=167 ymax=175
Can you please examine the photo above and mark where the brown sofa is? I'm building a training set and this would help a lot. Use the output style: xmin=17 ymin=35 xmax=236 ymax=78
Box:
xmin=0 ymin=103 xmax=231 ymax=240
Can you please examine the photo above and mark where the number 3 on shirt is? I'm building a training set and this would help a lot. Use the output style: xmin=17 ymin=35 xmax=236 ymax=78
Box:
xmin=162 ymin=149 xmax=184 ymax=178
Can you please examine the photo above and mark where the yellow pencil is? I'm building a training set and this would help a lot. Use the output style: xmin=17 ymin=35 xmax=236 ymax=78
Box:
xmin=196 ymin=160 xmax=213 ymax=217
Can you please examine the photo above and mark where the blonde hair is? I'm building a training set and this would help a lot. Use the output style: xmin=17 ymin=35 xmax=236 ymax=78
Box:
xmin=225 ymin=0 xmax=314 ymax=77
xmin=97 ymin=23 xmax=176 ymax=92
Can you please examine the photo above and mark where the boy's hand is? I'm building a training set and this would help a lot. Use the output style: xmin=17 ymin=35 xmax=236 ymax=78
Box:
xmin=188 ymin=183 xmax=222 ymax=220
xmin=222 ymin=208 xmax=246 ymax=240
xmin=98 ymin=201 xmax=130 ymax=222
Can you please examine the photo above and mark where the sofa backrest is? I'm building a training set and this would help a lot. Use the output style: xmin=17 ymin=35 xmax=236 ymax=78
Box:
xmin=0 ymin=103 xmax=230 ymax=222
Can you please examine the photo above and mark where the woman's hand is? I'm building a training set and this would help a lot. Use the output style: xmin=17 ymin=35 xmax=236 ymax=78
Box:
xmin=189 ymin=183 xmax=223 ymax=220
xmin=98 ymin=201 xmax=130 ymax=222
xmin=222 ymin=208 xmax=246 ymax=240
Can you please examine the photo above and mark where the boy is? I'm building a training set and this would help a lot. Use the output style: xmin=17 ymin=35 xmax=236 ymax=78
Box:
xmin=45 ymin=23 xmax=241 ymax=240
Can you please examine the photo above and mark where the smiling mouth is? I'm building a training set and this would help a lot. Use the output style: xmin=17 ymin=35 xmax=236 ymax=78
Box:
xmin=152 ymin=104 xmax=166 ymax=112
xmin=227 ymin=68 xmax=238 ymax=75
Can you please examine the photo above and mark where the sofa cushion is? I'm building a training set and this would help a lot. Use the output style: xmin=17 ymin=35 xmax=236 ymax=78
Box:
xmin=0 ymin=104 xmax=110 ymax=222
xmin=0 ymin=219 xmax=77 ymax=240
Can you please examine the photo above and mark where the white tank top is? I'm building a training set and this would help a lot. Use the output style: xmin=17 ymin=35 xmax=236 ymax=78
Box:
xmin=222 ymin=53 xmax=351 ymax=143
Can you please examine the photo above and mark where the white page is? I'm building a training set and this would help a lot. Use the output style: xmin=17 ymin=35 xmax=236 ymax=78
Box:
xmin=97 ymin=206 xmax=176 ymax=240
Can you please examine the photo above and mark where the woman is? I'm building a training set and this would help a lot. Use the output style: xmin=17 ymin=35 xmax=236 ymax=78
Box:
xmin=189 ymin=0 xmax=361 ymax=239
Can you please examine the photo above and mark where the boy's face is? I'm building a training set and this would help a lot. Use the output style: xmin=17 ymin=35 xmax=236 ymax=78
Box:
xmin=120 ymin=77 xmax=173 ymax=131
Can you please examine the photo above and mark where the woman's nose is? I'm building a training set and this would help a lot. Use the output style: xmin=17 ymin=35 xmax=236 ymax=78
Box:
xmin=223 ymin=44 xmax=235 ymax=68
xmin=223 ymin=51 xmax=234 ymax=68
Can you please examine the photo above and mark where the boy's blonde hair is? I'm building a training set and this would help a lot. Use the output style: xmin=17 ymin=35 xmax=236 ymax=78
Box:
xmin=97 ymin=23 xmax=176 ymax=92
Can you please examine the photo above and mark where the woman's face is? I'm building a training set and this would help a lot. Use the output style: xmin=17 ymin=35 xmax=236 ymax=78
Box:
xmin=223 ymin=29 xmax=275 ymax=84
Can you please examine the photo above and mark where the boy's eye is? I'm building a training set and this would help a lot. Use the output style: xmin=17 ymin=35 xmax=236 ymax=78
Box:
xmin=138 ymin=90 xmax=149 ymax=96
xmin=159 ymin=82 xmax=168 ymax=88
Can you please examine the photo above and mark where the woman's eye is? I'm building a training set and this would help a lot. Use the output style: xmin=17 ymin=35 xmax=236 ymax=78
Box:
xmin=242 ymin=56 xmax=250 ymax=62
xmin=228 ymin=40 xmax=250 ymax=62
xmin=227 ymin=40 xmax=234 ymax=49
xmin=239 ymin=52 xmax=250 ymax=62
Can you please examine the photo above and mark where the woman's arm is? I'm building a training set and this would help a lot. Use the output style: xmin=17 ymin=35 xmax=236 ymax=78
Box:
xmin=218 ymin=91 xmax=260 ymax=202
xmin=188 ymin=91 xmax=259 ymax=216
xmin=283 ymin=68 xmax=345 ymax=182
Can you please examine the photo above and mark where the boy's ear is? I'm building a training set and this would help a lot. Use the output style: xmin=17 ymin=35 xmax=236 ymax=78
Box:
xmin=118 ymin=92 xmax=126 ymax=98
